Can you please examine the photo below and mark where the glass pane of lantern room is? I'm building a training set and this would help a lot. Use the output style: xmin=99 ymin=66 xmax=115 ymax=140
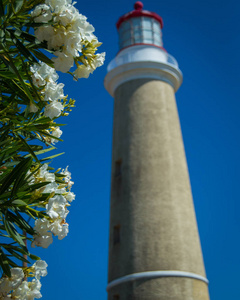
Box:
xmin=122 ymin=39 xmax=131 ymax=48
xmin=153 ymin=20 xmax=160 ymax=33
xmin=119 ymin=28 xmax=132 ymax=49
xmin=120 ymin=21 xmax=131 ymax=33
xmin=142 ymin=17 xmax=152 ymax=30
xmin=122 ymin=31 xmax=131 ymax=43
xmin=132 ymin=17 xmax=141 ymax=30
xmin=153 ymin=33 xmax=162 ymax=46
xmin=143 ymin=30 xmax=153 ymax=44
xmin=143 ymin=30 xmax=152 ymax=38
xmin=134 ymin=32 xmax=142 ymax=44
xmin=133 ymin=28 xmax=141 ymax=38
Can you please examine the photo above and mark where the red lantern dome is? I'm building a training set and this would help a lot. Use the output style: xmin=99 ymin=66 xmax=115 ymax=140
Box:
xmin=116 ymin=2 xmax=164 ymax=50
xmin=116 ymin=2 xmax=163 ymax=29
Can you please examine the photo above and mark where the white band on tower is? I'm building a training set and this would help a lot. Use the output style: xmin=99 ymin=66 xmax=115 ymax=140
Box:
xmin=107 ymin=270 xmax=209 ymax=291
xmin=104 ymin=45 xmax=183 ymax=96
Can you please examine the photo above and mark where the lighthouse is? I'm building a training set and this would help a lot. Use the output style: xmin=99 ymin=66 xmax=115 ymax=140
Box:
xmin=104 ymin=2 xmax=210 ymax=300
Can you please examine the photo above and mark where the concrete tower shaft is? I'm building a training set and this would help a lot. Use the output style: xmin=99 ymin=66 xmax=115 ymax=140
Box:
xmin=107 ymin=79 xmax=209 ymax=299
xmin=105 ymin=2 xmax=210 ymax=300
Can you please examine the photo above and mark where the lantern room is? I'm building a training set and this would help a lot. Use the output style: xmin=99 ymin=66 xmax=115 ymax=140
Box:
xmin=117 ymin=1 xmax=164 ymax=50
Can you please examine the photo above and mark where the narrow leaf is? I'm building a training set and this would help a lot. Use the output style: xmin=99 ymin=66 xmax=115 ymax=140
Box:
xmin=6 ymin=248 xmax=30 ymax=264
xmin=0 ymin=247 xmax=11 ymax=277
xmin=31 ymin=49 xmax=54 ymax=67
xmin=0 ymin=0 xmax=5 ymax=17
xmin=0 ymin=157 xmax=32 ymax=195
xmin=8 ymin=30 xmax=37 ymax=63
xmin=17 ymin=134 xmax=39 ymax=162
xmin=40 ymin=152 xmax=64 ymax=162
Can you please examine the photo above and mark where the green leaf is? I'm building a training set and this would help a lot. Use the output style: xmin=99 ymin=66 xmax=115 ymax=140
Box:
xmin=22 ymin=181 xmax=49 ymax=192
xmin=4 ymin=209 xmax=34 ymax=237
xmin=1 ymin=244 xmax=29 ymax=256
xmin=0 ymin=157 xmax=32 ymax=195
xmin=0 ymin=145 xmax=22 ymax=165
xmin=25 ymin=146 xmax=56 ymax=157
xmin=14 ymin=210 xmax=34 ymax=235
xmin=17 ymin=134 xmax=39 ymax=162
xmin=3 ymin=216 xmax=28 ymax=250
xmin=0 ymin=0 xmax=4 ymax=16
xmin=15 ymin=30 xmax=37 ymax=43
xmin=8 ymin=29 xmax=37 ymax=63
xmin=3 ymin=53 xmax=35 ymax=103
xmin=11 ymin=199 xmax=27 ymax=206
xmin=0 ymin=70 xmax=18 ymax=79
xmin=40 ymin=152 xmax=65 ymax=162
xmin=12 ymin=0 xmax=23 ymax=14
xmin=0 ymin=247 xmax=11 ymax=277
xmin=29 ymin=253 xmax=40 ymax=261
xmin=31 ymin=49 xmax=54 ymax=67
xmin=6 ymin=248 xmax=30 ymax=264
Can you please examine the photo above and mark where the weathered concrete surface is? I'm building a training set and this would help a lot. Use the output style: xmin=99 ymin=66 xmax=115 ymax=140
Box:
xmin=108 ymin=79 xmax=210 ymax=300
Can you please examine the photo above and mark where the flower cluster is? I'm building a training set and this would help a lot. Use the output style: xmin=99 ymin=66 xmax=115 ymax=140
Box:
xmin=0 ymin=261 xmax=47 ymax=299
xmin=32 ymin=0 xmax=105 ymax=78
xmin=30 ymin=62 xmax=66 ymax=120
xmin=31 ymin=164 xmax=75 ymax=249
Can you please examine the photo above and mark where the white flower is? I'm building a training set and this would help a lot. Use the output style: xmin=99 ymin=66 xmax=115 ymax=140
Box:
xmin=44 ymin=100 xmax=64 ymax=119
xmin=92 ymin=52 xmax=106 ymax=68
xmin=30 ymin=69 xmax=46 ymax=87
xmin=32 ymin=219 xmax=53 ymax=248
xmin=44 ymin=82 xmax=65 ymax=102
xmin=31 ymin=62 xmax=58 ymax=87
xmin=10 ymin=268 xmax=24 ymax=289
xmin=12 ymin=281 xmax=29 ymax=299
xmin=38 ymin=164 xmax=55 ymax=182
xmin=43 ymin=171 xmax=55 ymax=182
xmin=32 ymin=4 xmax=52 ymax=23
xmin=63 ymin=34 xmax=82 ymax=57
xmin=32 ymin=261 xmax=48 ymax=280
xmin=46 ymin=195 xmax=68 ymax=219
xmin=66 ymin=191 xmax=75 ymax=202
xmin=32 ymin=62 xmax=58 ymax=82
xmin=35 ymin=25 xmax=54 ymax=43
xmin=0 ymin=268 xmax=24 ymax=296
xmin=13 ymin=279 xmax=42 ymax=300
xmin=56 ymin=4 xmax=78 ymax=27
xmin=61 ymin=166 xmax=71 ymax=181
xmin=73 ymin=64 xmax=93 ymax=80
xmin=49 ymin=219 xmax=69 ymax=240
xmin=50 ymin=126 xmax=63 ymax=144
xmin=71 ymin=16 xmax=95 ymax=41
xmin=0 ymin=277 xmax=11 ymax=297
xmin=42 ymin=182 xmax=58 ymax=194
xmin=32 ymin=232 xmax=53 ymax=249
xmin=46 ymin=0 xmax=70 ymax=12
xmin=52 ymin=126 xmax=62 ymax=138
xmin=42 ymin=81 xmax=65 ymax=101
xmin=34 ymin=218 xmax=50 ymax=235
xmin=52 ymin=51 xmax=74 ymax=73
xmin=61 ymin=166 xmax=74 ymax=189
xmin=56 ymin=187 xmax=66 ymax=194
xmin=28 ymin=279 xmax=42 ymax=299
xmin=47 ymin=27 xmax=66 ymax=50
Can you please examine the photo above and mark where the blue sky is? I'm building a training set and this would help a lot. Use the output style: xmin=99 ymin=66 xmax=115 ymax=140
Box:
xmin=33 ymin=0 xmax=240 ymax=299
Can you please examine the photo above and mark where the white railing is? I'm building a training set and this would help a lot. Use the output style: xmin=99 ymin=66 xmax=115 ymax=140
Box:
xmin=107 ymin=45 xmax=180 ymax=72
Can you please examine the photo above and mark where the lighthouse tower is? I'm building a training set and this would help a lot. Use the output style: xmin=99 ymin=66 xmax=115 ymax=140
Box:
xmin=104 ymin=2 xmax=210 ymax=300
